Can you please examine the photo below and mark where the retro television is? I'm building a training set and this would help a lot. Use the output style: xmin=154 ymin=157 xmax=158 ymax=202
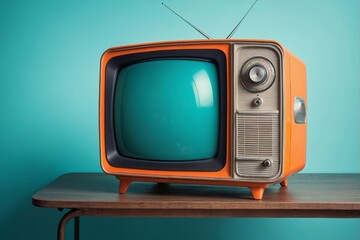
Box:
xmin=99 ymin=38 xmax=307 ymax=200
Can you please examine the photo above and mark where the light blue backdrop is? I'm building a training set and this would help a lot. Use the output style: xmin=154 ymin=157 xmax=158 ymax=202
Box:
xmin=0 ymin=0 xmax=359 ymax=239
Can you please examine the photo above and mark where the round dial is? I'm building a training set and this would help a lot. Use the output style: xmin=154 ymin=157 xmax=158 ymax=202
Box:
xmin=240 ymin=57 xmax=275 ymax=92
xmin=249 ymin=65 xmax=267 ymax=83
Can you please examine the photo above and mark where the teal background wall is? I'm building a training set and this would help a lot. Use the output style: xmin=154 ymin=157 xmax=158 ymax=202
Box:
xmin=0 ymin=0 xmax=359 ymax=239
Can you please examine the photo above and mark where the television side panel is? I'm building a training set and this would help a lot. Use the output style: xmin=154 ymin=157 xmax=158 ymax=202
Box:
xmin=288 ymin=51 xmax=307 ymax=174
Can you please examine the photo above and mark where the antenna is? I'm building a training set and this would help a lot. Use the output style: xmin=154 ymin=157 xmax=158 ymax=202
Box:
xmin=226 ymin=0 xmax=259 ymax=39
xmin=162 ymin=2 xmax=212 ymax=40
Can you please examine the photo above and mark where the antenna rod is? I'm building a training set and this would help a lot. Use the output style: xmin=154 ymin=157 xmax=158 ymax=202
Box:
xmin=162 ymin=2 xmax=212 ymax=40
xmin=226 ymin=0 xmax=258 ymax=39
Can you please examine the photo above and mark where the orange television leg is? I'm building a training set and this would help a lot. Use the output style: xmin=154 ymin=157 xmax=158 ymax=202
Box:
xmin=249 ymin=187 xmax=265 ymax=200
xmin=118 ymin=179 xmax=132 ymax=194
xmin=280 ymin=179 xmax=288 ymax=187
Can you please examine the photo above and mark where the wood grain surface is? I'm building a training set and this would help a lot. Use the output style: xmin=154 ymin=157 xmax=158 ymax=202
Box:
xmin=32 ymin=173 xmax=360 ymax=218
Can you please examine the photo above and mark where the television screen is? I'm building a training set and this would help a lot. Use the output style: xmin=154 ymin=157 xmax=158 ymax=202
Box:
xmin=114 ymin=59 xmax=219 ymax=161
xmin=104 ymin=49 xmax=227 ymax=171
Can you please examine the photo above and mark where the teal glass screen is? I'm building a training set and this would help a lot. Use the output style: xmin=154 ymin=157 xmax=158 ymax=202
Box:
xmin=114 ymin=59 xmax=219 ymax=161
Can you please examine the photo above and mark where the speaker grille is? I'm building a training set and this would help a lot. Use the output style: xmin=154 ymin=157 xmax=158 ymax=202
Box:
xmin=235 ymin=112 xmax=280 ymax=178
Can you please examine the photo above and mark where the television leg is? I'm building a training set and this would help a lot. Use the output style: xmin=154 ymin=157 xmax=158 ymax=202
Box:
xmin=249 ymin=187 xmax=264 ymax=200
xmin=118 ymin=179 xmax=131 ymax=193
xmin=280 ymin=179 xmax=288 ymax=187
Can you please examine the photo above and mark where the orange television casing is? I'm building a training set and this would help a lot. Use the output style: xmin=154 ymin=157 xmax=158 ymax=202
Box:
xmin=99 ymin=39 xmax=307 ymax=200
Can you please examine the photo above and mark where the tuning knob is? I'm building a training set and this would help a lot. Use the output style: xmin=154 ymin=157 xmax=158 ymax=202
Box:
xmin=253 ymin=97 xmax=263 ymax=107
xmin=249 ymin=65 xmax=267 ymax=83
xmin=240 ymin=57 xmax=275 ymax=92
xmin=262 ymin=159 xmax=272 ymax=167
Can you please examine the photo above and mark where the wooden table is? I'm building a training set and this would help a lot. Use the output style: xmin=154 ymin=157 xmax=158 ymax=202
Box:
xmin=32 ymin=173 xmax=360 ymax=240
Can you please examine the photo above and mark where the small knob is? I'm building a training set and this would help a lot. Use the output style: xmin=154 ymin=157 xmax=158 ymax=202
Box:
xmin=262 ymin=159 xmax=272 ymax=167
xmin=253 ymin=97 xmax=263 ymax=107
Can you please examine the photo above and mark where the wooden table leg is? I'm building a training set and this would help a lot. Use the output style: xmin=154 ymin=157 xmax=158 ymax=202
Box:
xmin=57 ymin=209 xmax=82 ymax=240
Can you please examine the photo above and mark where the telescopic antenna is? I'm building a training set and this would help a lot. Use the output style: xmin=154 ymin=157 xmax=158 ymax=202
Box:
xmin=162 ymin=2 xmax=212 ymax=40
xmin=226 ymin=0 xmax=259 ymax=39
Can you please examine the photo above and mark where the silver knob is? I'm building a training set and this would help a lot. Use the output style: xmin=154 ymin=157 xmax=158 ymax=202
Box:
xmin=253 ymin=97 xmax=263 ymax=107
xmin=249 ymin=65 xmax=267 ymax=83
xmin=240 ymin=57 xmax=275 ymax=92
xmin=262 ymin=159 xmax=272 ymax=167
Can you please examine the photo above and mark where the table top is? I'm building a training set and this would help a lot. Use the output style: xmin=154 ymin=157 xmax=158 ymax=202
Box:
xmin=32 ymin=173 xmax=360 ymax=218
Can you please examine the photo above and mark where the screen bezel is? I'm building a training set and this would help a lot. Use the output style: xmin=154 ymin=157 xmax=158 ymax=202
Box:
xmin=105 ymin=49 xmax=227 ymax=171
